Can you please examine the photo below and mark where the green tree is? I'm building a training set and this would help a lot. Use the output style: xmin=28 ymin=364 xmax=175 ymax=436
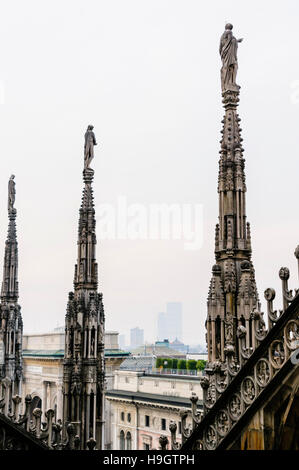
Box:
xmin=187 ymin=359 xmax=197 ymax=370
xmin=178 ymin=359 xmax=187 ymax=370
xmin=196 ymin=360 xmax=207 ymax=371
xmin=161 ymin=358 xmax=172 ymax=369
xmin=172 ymin=358 xmax=178 ymax=369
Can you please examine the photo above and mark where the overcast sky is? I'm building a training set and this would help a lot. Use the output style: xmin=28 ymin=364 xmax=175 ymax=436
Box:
xmin=0 ymin=0 xmax=298 ymax=346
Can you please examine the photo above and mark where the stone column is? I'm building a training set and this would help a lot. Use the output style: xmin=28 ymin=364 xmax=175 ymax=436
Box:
xmin=93 ymin=393 xmax=97 ymax=439
xmin=211 ymin=321 xmax=216 ymax=362
xmin=56 ymin=382 xmax=63 ymax=421
xmin=221 ymin=322 xmax=225 ymax=362
xmin=85 ymin=393 xmax=91 ymax=447
xmin=47 ymin=382 xmax=51 ymax=410
xmin=42 ymin=381 xmax=47 ymax=417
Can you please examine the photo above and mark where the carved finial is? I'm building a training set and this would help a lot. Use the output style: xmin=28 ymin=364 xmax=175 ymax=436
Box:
xmin=220 ymin=24 xmax=243 ymax=93
xmin=159 ymin=435 xmax=169 ymax=451
xmin=279 ymin=267 xmax=290 ymax=281
xmin=84 ymin=125 xmax=97 ymax=169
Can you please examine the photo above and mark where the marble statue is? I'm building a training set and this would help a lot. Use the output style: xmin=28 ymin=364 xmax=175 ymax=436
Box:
xmin=219 ymin=23 xmax=243 ymax=92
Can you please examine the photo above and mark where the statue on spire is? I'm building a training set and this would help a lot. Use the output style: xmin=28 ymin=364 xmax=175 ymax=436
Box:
xmin=219 ymin=23 xmax=243 ymax=92
xmin=8 ymin=175 xmax=15 ymax=212
xmin=84 ymin=125 xmax=97 ymax=169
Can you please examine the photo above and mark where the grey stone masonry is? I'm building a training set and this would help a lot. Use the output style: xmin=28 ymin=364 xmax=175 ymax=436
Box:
xmin=63 ymin=127 xmax=105 ymax=450
xmin=206 ymin=24 xmax=264 ymax=368
xmin=0 ymin=176 xmax=23 ymax=406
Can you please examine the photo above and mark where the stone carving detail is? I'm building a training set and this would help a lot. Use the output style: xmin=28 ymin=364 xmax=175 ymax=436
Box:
xmin=8 ymin=175 xmax=16 ymax=212
xmin=255 ymin=359 xmax=271 ymax=387
xmin=159 ymin=435 xmax=169 ymax=451
xmin=171 ymin=22 xmax=299 ymax=453
xmin=284 ymin=320 xmax=299 ymax=350
xmin=224 ymin=311 xmax=234 ymax=344
xmin=216 ymin=410 xmax=229 ymax=436
xmin=0 ymin=392 xmax=91 ymax=450
xmin=205 ymin=383 xmax=216 ymax=409
xmin=228 ymin=393 xmax=242 ymax=421
xmin=219 ymin=24 xmax=243 ymax=92
xmin=204 ymin=425 xmax=217 ymax=450
xmin=169 ymin=420 xmax=181 ymax=451
xmin=84 ymin=125 xmax=97 ymax=169
xmin=270 ymin=340 xmax=285 ymax=368
xmin=63 ymin=127 xmax=105 ymax=449
xmin=241 ymin=377 xmax=256 ymax=404
xmin=223 ymin=260 xmax=236 ymax=293
xmin=0 ymin=176 xmax=23 ymax=397
xmin=177 ymin=246 xmax=298 ymax=451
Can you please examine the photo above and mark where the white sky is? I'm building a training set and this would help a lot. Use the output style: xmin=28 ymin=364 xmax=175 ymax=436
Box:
xmin=0 ymin=0 xmax=298 ymax=346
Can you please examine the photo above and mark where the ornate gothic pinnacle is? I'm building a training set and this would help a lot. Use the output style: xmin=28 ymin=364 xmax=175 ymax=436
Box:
xmin=1 ymin=177 xmax=18 ymax=302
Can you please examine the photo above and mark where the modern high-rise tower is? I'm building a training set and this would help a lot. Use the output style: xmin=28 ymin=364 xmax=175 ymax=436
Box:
xmin=130 ymin=327 xmax=144 ymax=349
xmin=62 ymin=127 xmax=105 ymax=449
xmin=157 ymin=302 xmax=183 ymax=342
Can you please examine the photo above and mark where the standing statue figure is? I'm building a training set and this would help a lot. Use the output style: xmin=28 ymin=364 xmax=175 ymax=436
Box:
xmin=219 ymin=23 xmax=243 ymax=92
xmin=8 ymin=175 xmax=15 ymax=212
xmin=225 ymin=311 xmax=234 ymax=343
xmin=84 ymin=125 xmax=97 ymax=169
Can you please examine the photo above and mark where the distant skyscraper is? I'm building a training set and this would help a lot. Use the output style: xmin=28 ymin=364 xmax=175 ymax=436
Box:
xmin=130 ymin=327 xmax=144 ymax=349
xmin=119 ymin=334 xmax=126 ymax=350
xmin=157 ymin=302 xmax=183 ymax=342
xmin=157 ymin=312 xmax=168 ymax=341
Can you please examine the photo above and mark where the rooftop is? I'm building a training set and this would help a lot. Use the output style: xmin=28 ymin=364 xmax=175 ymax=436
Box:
xmin=23 ymin=348 xmax=130 ymax=359
xmin=106 ymin=389 xmax=203 ymax=409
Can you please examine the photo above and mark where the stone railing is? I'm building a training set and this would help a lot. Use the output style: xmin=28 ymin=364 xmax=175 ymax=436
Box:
xmin=0 ymin=386 xmax=96 ymax=450
xmin=160 ymin=246 xmax=299 ymax=450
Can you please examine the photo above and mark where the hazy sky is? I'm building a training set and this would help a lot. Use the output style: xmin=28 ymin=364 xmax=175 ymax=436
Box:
xmin=0 ymin=0 xmax=298 ymax=346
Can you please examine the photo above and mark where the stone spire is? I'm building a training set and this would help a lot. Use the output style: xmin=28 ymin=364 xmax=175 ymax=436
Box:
xmin=63 ymin=127 xmax=105 ymax=450
xmin=206 ymin=25 xmax=262 ymax=367
xmin=0 ymin=175 xmax=23 ymax=403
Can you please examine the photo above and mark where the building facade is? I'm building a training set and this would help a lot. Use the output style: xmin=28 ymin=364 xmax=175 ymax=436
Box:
xmin=106 ymin=369 xmax=203 ymax=450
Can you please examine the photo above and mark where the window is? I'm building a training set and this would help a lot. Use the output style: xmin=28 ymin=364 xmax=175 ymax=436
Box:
xmin=179 ymin=421 xmax=182 ymax=435
xmin=121 ymin=411 xmax=125 ymax=421
xmin=120 ymin=430 xmax=125 ymax=450
xmin=161 ymin=418 xmax=166 ymax=431
xmin=126 ymin=432 xmax=132 ymax=450
xmin=127 ymin=413 xmax=131 ymax=423
xmin=145 ymin=415 xmax=150 ymax=427
xmin=143 ymin=443 xmax=150 ymax=450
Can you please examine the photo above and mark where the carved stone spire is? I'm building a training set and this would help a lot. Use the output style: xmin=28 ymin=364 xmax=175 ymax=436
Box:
xmin=73 ymin=167 xmax=98 ymax=293
xmin=206 ymin=26 xmax=262 ymax=367
xmin=0 ymin=176 xmax=23 ymax=399
xmin=63 ymin=127 xmax=105 ymax=450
